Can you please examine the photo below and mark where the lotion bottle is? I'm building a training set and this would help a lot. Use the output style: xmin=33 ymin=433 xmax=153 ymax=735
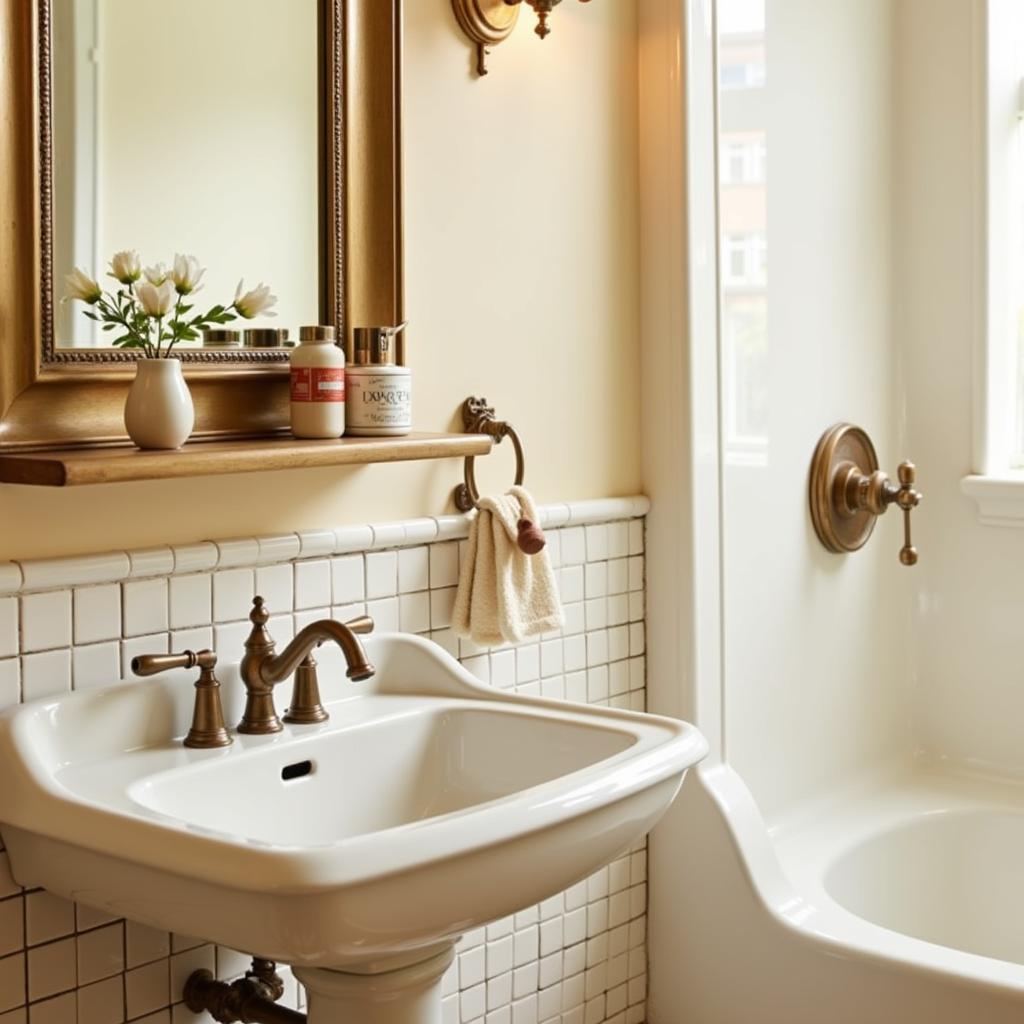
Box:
xmin=290 ymin=325 xmax=345 ymax=438
xmin=346 ymin=322 xmax=411 ymax=437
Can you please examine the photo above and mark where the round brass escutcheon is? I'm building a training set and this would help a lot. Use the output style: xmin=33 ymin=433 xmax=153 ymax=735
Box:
xmin=451 ymin=0 xmax=520 ymax=74
xmin=809 ymin=423 xmax=880 ymax=553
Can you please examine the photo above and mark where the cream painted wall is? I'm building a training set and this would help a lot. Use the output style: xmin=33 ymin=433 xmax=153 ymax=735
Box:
xmin=2 ymin=0 xmax=639 ymax=562
xmin=897 ymin=0 xmax=1024 ymax=776
xmin=717 ymin=0 xmax=911 ymax=822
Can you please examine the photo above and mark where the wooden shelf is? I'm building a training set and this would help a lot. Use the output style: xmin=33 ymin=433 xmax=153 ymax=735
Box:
xmin=0 ymin=432 xmax=493 ymax=487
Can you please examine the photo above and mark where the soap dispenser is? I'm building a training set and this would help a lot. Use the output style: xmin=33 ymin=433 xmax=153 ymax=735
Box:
xmin=345 ymin=322 xmax=411 ymax=437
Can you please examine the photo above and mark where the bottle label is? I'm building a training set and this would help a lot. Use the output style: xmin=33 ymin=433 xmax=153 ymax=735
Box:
xmin=347 ymin=373 xmax=412 ymax=428
xmin=291 ymin=367 xmax=345 ymax=403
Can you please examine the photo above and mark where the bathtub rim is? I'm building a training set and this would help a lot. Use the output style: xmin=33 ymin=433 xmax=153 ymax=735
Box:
xmin=701 ymin=758 xmax=1024 ymax=996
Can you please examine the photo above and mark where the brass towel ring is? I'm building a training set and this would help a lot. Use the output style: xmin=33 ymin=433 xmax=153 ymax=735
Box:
xmin=453 ymin=397 xmax=526 ymax=512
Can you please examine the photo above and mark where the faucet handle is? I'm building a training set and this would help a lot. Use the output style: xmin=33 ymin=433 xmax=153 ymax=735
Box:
xmin=131 ymin=649 xmax=231 ymax=749
xmin=895 ymin=461 xmax=922 ymax=566
xmin=132 ymin=649 xmax=212 ymax=676
xmin=345 ymin=615 xmax=374 ymax=636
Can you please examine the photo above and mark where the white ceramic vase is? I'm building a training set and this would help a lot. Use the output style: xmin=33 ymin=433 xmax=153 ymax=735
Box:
xmin=124 ymin=358 xmax=195 ymax=450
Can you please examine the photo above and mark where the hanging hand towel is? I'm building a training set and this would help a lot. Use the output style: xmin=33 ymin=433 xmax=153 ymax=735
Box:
xmin=452 ymin=485 xmax=564 ymax=647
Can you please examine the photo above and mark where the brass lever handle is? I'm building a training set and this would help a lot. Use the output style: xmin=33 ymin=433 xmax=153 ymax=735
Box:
xmin=894 ymin=461 xmax=921 ymax=566
xmin=344 ymin=615 xmax=374 ymax=636
xmin=131 ymin=649 xmax=216 ymax=676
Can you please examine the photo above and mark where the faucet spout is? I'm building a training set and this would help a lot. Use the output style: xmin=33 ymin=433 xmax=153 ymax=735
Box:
xmin=238 ymin=597 xmax=375 ymax=734
xmin=263 ymin=618 xmax=375 ymax=686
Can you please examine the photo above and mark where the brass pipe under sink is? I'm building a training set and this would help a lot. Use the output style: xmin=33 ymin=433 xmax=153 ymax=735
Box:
xmin=184 ymin=958 xmax=306 ymax=1024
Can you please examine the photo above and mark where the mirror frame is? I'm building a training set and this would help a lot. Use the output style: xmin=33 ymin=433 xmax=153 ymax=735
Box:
xmin=0 ymin=0 xmax=404 ymax=451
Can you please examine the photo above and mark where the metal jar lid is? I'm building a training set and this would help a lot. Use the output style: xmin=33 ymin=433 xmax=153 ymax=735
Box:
xmin=299 ymin=325 xmax=337 ymax=343
xmin=244 ymin=328 xmax=289 ymax=348
xmin=202 ymin=329 xmax=241 ymax=347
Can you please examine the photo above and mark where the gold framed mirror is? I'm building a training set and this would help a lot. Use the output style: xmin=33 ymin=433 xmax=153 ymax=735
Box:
xmin=0 ymin=0 xmax=403 ymax=451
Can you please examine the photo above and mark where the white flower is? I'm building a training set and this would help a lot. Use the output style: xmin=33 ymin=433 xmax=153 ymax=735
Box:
xmin=134 ymin=279 xmax=177 ymax=317
xmin=108 ymin=249 xmax=141 ymax=285
xmin=144 ymin=263 xmax=169 ymax=285
xmin=234 ymin=280 xmax=277 ymax=319
xmin=64 ymin=267 xmax=102 ymax=304
xmin=171 ymin=253 xmax=205 ymax=295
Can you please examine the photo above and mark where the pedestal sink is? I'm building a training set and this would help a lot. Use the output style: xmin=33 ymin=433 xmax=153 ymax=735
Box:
xmin=0 ymin=632 xmax=705 ymax=1024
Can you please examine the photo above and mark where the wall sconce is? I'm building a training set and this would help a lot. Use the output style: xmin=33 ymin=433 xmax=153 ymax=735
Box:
xmin=452 ymin=0 xmax=592 ymax=77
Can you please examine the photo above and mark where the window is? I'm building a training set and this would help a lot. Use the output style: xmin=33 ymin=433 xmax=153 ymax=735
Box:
xmin=717 ymin=0 xmax=765 ymax=92
xmin=718 ymin=0 xmax=767 ymax=465
xmin=962 ymin=0 xmax=1024 ymax=522
xmin=721 ymin=234 xmax=767 ymax=289
xmin=720 ymin=62 xmax=765 ymax=90
xmin=722 ymin=297 xmax=768 ymax=450
xmin=720 ymin=138 xmax=767 ymax=185
xmin=981 ymin=1 xmax=1024 ymax=474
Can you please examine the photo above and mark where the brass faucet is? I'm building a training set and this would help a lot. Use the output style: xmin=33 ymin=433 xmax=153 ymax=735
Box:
xmin=238 ymin=597 xmax=375 ymax=735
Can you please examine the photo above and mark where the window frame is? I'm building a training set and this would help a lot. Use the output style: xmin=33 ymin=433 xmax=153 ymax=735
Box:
xmin=962 ymin=0 xmax=1024 ymax=523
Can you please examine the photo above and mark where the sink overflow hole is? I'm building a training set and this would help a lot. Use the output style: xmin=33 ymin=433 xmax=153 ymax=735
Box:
xmin=281 ymin=760 xmax=314 ymax=781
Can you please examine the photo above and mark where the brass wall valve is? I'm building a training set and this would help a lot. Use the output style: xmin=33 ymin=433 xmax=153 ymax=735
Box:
xmin=809 ymin=424 xmax=922 ymax=567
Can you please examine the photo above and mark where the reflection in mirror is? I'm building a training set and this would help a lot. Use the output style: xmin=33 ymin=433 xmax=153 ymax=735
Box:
xmin=717 ymin=0 xmax=768 ymax=466
xmin=51 ymin=0 xmax=319 ymax=350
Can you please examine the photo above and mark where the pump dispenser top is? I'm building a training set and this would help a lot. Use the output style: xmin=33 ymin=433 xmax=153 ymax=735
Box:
xmin=346 ymin=321 xmax=412 ymax=438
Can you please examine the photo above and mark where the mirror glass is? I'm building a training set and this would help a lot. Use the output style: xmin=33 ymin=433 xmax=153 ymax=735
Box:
xmin=50 ymin=0 xmax=320 ymax=352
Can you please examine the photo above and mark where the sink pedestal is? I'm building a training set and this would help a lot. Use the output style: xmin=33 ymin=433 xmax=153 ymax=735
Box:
xmin=295 ymin=947 xmax=454 ymax=1024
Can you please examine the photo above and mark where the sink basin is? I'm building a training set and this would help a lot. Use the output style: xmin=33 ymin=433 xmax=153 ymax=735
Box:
xmin=0 ymin=632 xmax=705 ymax=976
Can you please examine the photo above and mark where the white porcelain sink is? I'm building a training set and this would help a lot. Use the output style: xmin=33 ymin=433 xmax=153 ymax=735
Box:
xmin=0 ymin=632 xmax=705 ymax=1021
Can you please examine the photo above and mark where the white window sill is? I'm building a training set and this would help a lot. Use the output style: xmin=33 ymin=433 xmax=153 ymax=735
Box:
xmin=961 ymin=473 xmax=1024 ymax=526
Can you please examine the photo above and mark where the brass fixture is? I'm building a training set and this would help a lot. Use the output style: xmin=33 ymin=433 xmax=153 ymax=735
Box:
xmin=131 ymin=649 xmax=231 ymax=749
xmin=185 ymin=957 xmax=305 ymax=1024
xmin=284 ymin=614 xmax=374 ymax=724
xmin=239 ymin=597 xmax=375 ymax=735
xmin=451 ymin=0 xmax=592 ymax=76
xmin=809 ymin=423 xmax=922 ymax=566
xmin=454 ymin=397 xmax=526 ymax=512
xmin=284 ymin=655 xmax=329 ymax=725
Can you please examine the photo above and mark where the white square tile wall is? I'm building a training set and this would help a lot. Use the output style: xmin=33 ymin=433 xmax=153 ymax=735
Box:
xmin=0 ymin=503 xmax=648 ymax=1024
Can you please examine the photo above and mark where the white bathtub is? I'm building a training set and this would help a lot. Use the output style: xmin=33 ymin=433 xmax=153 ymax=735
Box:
xmin=824 ymin=810 xmax=1024 ymax=965
xmin=650 ymin=763 xmax=1024 ymax=1023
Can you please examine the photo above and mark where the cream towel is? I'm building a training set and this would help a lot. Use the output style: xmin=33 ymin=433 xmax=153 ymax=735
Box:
xmin=452 ymin=486 xmax=564 ymax=647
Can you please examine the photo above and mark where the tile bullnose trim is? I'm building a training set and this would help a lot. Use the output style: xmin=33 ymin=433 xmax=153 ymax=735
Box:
xmin=8 ymin=496 xmax=649 ymax=596
xmin=0 ymin=562 xmax=24 ymax=596
xmin=19 ymin=552 xmax=131 ymax=592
